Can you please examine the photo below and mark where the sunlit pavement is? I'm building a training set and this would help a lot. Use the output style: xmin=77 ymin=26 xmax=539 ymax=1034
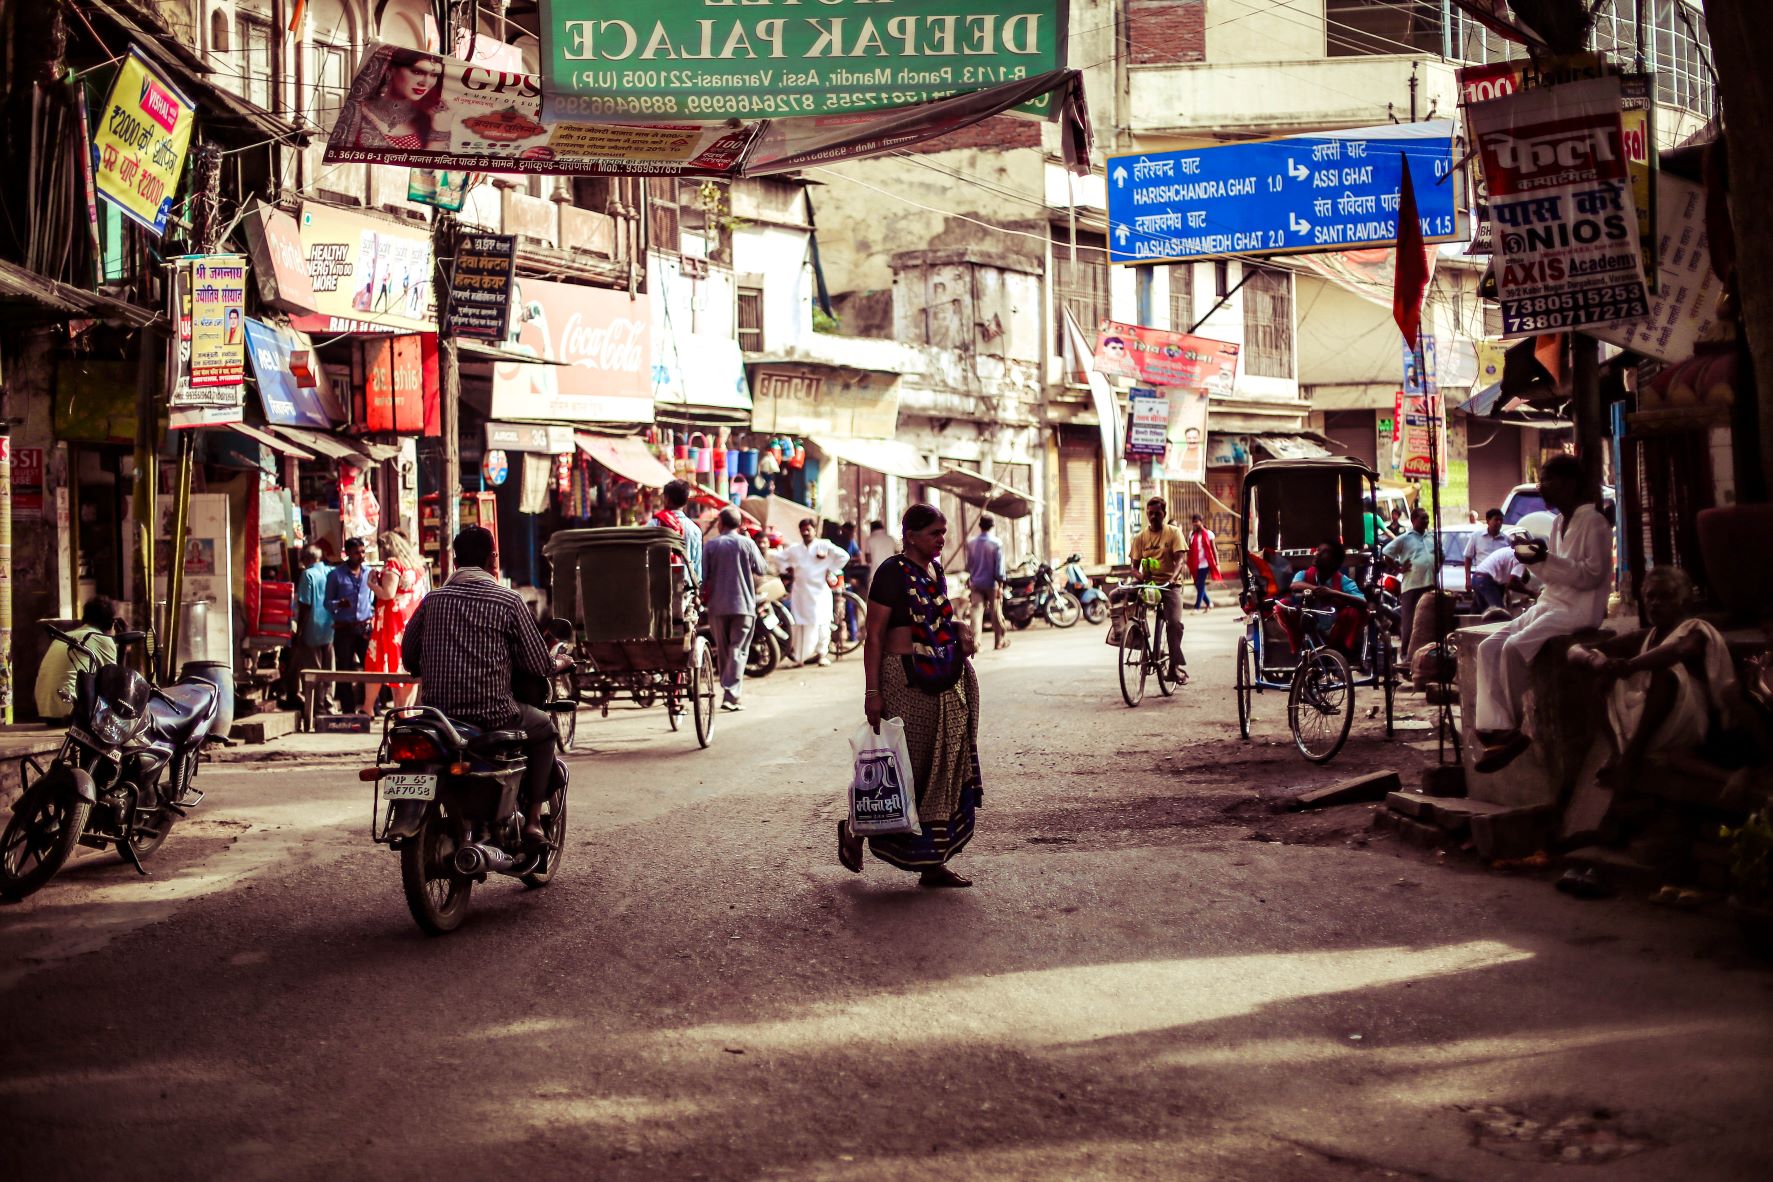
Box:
xmin=3 ymin=615 xmax=1769 ymax=1181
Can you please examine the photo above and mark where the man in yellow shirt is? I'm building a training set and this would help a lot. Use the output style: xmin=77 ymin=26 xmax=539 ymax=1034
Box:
xmin=1125 ymin=496 xmax=1188 ymax=680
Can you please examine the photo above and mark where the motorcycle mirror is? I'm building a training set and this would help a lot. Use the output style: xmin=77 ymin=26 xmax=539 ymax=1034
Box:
xmin=115 ymin=630 xmax=147 ymax=647
xmin=545 ymin=617 xmax=575 ymax=643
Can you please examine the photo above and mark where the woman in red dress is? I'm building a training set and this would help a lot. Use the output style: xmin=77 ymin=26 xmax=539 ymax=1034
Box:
xmin=363 ymin=530 xmax=427 ymax=714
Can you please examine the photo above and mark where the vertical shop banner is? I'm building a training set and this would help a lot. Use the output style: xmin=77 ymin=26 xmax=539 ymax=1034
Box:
xmin=1589 ymin=175 xmax=1721 ymax=363
xmin=361 ymin=336 xmax=428 ymax=433
xmin=187 ymin=255 xmax=248 ymax=388
xmin=1469 ymin=77 xmax=1650 ymax=338
xmin=1163 ymin=390 xmax=1210 ymax=483
xmin=92 ymin=47 xmax=196 ymax=236
xmin=1398 ymin=393 xmax=1444 ymax=480
xmin=445 ymin=233 xmax=517 ymax=339
xmin=1125 ymin=387 xmax=1169 ymax=460
xmin=537 ymin=0 xmax=1067 ymax=121
xmin=1092 ymin=321 xmax=1240 ymax=392
xmin=1402 ymin=335 xmax=1437 ymax=395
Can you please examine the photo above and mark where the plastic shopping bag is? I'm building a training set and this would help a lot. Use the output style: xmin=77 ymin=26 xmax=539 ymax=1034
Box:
xmin=848 ymin=720 xmax=921 ymax=837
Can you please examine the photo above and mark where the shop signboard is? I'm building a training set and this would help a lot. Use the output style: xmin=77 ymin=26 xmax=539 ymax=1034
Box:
xmin=486 ymin=421 xmax=575 ymax=454
xmin=1124 ymin=386 xmax=1169 ymax=460
xmin=361 ymin=335 xmax=427 ymax=434
xmin=536 ymin=1 xmax=1066 ymax=122
xmin=187 ymin=255 xmax=248 ymax=389
xmin=408 ymin=169 xmax=469 ymax=211
xmin=749 ymin=368 xmax=898 ymax=438
xmin=244 ymin=320 xmax=333 ymax=429
xmin=1093 ymin=320 xmax=1240 ymax=392
xmin=10 ymin=446 xmax=43 ymax=521
xmin=1589 ymin=174 xmax=1722 ymax=364
xmin=444 ymin=232 xmax=517 ymax=340
xmin=293 ymin=201 xmax=435 ymax=335
xmin=92 ymin=46 xmax=196 ymax=236
xmin=1469 ymin=76 xmax=1651 ymax=338
xmin=1106 ymin=121 xmax=1460 ymax=264
xmin=482 ymin=449 xmax=510 ymax=487
xmin=491 ymin=276 xmax=653 ymax=423
xmin=242 ymin=202 xmax=318 ymax=311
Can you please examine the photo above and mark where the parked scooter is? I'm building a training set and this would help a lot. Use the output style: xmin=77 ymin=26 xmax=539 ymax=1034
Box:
xmin=0 ymin=623 xmax=221 ymax=900
xmin=362 ymin=623 xmax=576 ymax=935
xmin=1059 ymin=554 xmax=1109 ymax=625
xmin=1002 ymin=561 xmax=1082 ymax=630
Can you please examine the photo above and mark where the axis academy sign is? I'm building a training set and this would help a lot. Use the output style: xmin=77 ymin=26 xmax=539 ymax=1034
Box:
xmin=1105 ymin=121 xmax=1462 ymax=264
xmin=538 ymin=0 xmax=1066 ymax=121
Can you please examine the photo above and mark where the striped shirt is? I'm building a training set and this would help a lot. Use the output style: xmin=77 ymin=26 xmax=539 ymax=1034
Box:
xmin=402 ymin=567 xmax=551 ymax=729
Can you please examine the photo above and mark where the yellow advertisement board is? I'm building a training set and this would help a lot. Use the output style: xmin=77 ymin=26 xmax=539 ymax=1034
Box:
xmin=93 ymin=47 xmax=196 ymax=236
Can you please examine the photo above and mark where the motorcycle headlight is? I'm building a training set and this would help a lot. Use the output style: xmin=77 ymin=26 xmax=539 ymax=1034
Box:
xmin=88 ymin=699 xmax=133 ymax=746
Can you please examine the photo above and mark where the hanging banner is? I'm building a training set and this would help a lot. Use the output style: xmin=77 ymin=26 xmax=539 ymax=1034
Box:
xmin=1163 ymin=391 xmax=1209 ymax=483
xmin=444 ymin=232 xmax=517 ymax=340
xmin=292 ymin=201 xmax=434 ymax=334
xmin=1125 ymin=386 xmax=1169 ymax=460
xmin=1469 ymin=77 xmax=1650 ymax=339
xmin=408 ymin=169 xmax=471 ymax=211
xmin=1092 ymin=320 xmax=1240 ymax=393
xmin=537 ymin=0 xmax=1066 ymax=122
xmin=1589 ymin=174 xmax=1722 ymax=363
xmin=187 ymin=255 xmax=248 ymax=389
xmin=92 ymin=46 xmax=196 ymax=236
xmin=323 ymin=42 xmax=1089 ymax=180
xmin=1398 ymin=392 xmax=1445 ymax=480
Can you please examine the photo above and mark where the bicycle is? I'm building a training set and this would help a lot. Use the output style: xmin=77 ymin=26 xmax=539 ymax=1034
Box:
xmin=1115 ymin=579 xmax=1182 ymax=708
xmin=1236 ymin=585 xmax=1396 ymax=764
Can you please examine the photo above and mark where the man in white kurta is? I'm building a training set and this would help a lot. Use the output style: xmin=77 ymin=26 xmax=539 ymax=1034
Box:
xmin=1474 ymin=455 xmax=1613 ymax=771
xmin=776 ymin=518 xmax=848 ymax=666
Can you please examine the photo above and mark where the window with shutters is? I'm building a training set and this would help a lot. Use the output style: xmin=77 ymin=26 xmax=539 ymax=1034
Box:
xmin=237 ymin=15 xmax=273 ymax=109
xmin=310 ymin=42 xmax=350 ymax=124
xmin=1052 ymin=227 xmax=1109 ymax=359
xmin=737 ymin=286 xmax=764 ymax=352
xmin=1242 ymin=266 xmax=1295 ymax=379
xmin=1168 ymin=263 xmax=1194 ymax=333
xmin=647 ymin=182 xmax=681 ymax=257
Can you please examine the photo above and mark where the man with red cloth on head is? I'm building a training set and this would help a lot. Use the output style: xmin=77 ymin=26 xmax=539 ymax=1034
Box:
xmin=1276 ymin=539 xmax=1367 ymax=662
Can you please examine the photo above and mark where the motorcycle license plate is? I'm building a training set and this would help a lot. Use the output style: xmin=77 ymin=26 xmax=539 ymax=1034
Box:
xmin=379 ymin=774 xmax=437 ymax=801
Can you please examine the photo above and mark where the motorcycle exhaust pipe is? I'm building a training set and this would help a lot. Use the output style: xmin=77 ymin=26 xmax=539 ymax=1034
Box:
xmin=454 ymin=842 xmax=521 ymax=876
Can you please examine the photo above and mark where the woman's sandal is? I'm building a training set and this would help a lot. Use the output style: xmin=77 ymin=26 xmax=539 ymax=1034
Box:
xmin=838 ymin=820 xmax=863 ymax=873
xmin=919 ymin=866 xmax=972 ymax=889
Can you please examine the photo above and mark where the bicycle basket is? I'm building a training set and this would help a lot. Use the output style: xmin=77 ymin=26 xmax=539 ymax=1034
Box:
xmin=1138 ymin=585 xmax=1162 ymax=607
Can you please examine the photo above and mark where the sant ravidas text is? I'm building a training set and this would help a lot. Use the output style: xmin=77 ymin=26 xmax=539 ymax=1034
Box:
xmin=538 ymin=0 xmax=1064 ymax=120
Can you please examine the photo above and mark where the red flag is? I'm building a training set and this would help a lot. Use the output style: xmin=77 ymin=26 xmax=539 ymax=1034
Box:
xmin=1392 ymin=156 xmax=1429 ymax=350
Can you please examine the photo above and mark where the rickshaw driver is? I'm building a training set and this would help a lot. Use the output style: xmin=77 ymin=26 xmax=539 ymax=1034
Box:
xmin=403 ymin=526 xmax=558 ymax=849
xmin=1276 ymin=539 xmax=1368 ymax=664
xmin=1119 ymin=496 xmax=1189 ymax=680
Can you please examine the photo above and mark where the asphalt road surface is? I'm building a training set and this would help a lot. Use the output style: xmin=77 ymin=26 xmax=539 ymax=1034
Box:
xmin=3 ymin=612 xmax=1769 ymax=1181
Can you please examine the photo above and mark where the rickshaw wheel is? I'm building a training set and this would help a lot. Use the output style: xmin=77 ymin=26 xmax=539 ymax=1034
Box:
xmin=1235 ymin=636 xmax=1254 ymax=740
xmin=1288 ymin=648 xmax=1354 ymax=764
xmin=691 ymin=637 xmax=717 ymax=748
xmin=1118 ymin=620 xmax=1148 ymax=708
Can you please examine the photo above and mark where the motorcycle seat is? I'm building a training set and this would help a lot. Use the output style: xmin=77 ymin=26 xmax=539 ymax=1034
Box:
xmin=148 ymin=680 xmax=218 ymax=745
xmin=466 ymin=729 xmax=527 ymax=752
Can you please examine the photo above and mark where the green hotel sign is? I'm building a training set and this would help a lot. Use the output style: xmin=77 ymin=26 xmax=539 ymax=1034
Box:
xmin=537 ymin=0 xmax=1067 ymax=121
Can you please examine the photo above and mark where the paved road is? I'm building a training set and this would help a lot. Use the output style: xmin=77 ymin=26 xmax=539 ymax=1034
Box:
xmin=3 ymin=613 xmax=1769 ymax=1181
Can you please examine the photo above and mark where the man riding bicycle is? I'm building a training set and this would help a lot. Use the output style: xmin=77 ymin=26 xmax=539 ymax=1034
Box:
xmin=1116 ymin=496 xmax=1188 ymax=682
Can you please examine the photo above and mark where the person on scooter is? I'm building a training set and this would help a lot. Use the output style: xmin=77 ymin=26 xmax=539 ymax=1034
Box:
xmin=402 ymin=526 xmax=556 ymax=848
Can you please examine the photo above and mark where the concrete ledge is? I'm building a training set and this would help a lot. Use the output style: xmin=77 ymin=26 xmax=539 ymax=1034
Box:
xmin=230 ymin=711 xmax=300 ymax=745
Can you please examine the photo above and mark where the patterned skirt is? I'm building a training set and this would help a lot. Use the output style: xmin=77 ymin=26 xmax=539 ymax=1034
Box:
xmin=866 ymin=657 xmax=983 ymax=871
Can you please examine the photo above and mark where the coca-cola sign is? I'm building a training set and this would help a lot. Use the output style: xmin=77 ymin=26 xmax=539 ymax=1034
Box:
xmin=491 ymin=276 xmax=654 ymax=423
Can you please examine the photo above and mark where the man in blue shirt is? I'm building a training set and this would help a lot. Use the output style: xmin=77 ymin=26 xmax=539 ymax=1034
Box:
xmin=965 ymin=515 xmax=1007 ymax=651
xmin=288 ymin=544 xmax=336 ymax=715
xmin=1278 ymin=539 xmax=1367 ymax=662
xmin=326 ymin=537 xmax=376 ymax=712
xmin=701 ymin=508 xmax=766 ymax=710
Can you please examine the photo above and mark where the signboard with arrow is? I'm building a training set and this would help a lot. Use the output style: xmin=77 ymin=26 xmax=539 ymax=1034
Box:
xmin=1105 ymin=120 xmax=1462 ymax=265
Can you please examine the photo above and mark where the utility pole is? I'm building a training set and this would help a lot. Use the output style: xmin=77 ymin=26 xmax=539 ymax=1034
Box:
xmin=431 ymin=0 xmax=464 ymax=577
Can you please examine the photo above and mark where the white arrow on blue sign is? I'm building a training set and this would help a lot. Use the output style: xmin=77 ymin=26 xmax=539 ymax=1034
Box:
xmin=1106 ymin=120 xmax=1462 ymax=265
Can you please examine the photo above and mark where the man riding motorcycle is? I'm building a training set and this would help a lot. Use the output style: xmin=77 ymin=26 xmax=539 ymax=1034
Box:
xmin=402 ymin=526 xmax=556 ymax=848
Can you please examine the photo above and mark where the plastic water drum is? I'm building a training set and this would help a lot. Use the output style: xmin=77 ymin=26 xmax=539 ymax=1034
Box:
xmin=737 ymin=448 xmax=758 ymax=477
xmin=179 ymin=660 xmax=235 ymax=739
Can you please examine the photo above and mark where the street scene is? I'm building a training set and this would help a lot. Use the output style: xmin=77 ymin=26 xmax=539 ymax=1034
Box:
xmin=2 ymin=0 xmax=1772 ymax=1179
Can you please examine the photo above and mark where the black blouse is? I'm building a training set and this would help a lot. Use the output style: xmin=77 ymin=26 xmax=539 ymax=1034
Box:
xmin=867 ymin=555 xmax=938 ymax=630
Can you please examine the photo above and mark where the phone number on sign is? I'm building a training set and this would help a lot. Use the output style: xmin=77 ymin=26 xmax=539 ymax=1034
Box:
xmin=1503 ymin=300 xmax=1649 ymax=335
xmin=1502 ymin=284 xmax=1648 ymax=316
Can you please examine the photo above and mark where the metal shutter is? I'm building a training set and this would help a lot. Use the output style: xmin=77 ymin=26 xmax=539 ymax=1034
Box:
xmin=1056 ymin=429 xmax=1103 ymax=564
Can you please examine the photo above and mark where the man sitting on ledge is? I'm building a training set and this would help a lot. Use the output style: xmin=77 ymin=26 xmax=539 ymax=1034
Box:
xmin=1474 ymin=454 xmax=1613 ymax=773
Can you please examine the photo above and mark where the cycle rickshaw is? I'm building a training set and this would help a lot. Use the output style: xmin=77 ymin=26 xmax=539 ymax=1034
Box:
xmin=1234 ymin=457 xmax=1399 ymax=763
xmin=542 ymin=526 xmax=719 ymax=748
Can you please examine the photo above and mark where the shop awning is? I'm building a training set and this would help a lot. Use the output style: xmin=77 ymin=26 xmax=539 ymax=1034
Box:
xmin=925 ymin=466 xmax=1034 ymax=520
xmin=458 ymin=340 xmax=569 ymax=366
xmin=808 ymin=435 xmax=941 ymax=480
xmin=1251 ymin=434 xmax=1333 ymax=461
xmin=228 ymin=422 xmax=315 ymax=460
xmin=742 ymin=494 xmax=838 ymax=534
xmin=576 ymin=433 xmax=676 ymax=488
xmin=268 ymin=426 xmax=375 ymax=465
xmin=0 ymin=258 xmax=160 ymax=328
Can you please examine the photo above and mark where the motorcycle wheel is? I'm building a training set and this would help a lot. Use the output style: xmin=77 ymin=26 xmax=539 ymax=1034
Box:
xmin=0 ymin=791 xmax=90 ymax=901
xmin=745 ymin=628 xmax=780 ymax=678
xmin=400 ymin=809 xmax=473 ymax=935
xmin=1010 ymin=614 xmax=1032 ymax=631
xmin=553 ymin=675 xmax=578 ymax=752
xmin=1082 ymin=597 xmax=1108 ymax=625
xmin=1046 ymin=591 xmax=1082 ymax=629
xmin=521 ymin=787 xmax=568 ymax=889
xmin=118 ymin=808 xmax=175 ymax=863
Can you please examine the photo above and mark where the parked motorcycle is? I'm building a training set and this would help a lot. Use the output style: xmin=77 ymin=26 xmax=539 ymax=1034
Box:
xmin=363 ymin=628 xmax=576 ymax=935
xmin=749 ymin=597 xmax=792 ymax=678
xmin=1002 ymin=561 xmax=1082 ymax=630
xmin=1059 ymin=555 xmax=1109 ymax=625
xmin=0 ymin=623 xmax=221 ymax=900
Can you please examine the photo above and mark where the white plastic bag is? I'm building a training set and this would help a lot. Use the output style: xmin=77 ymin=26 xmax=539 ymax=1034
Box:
xmin=848 ymin=719 xmax=921 ymax=837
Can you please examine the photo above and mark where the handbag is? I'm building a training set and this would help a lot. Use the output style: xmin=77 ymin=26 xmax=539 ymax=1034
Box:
xmin=848 ymin=720 xmax=921 ymax=837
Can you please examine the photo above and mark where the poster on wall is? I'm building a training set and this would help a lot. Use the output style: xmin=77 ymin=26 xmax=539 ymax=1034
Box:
xmin=1093 ymin=320 xmax=1240 ymax=392
xmin=1468 ymin=76 xmax=1650 ymax=338
xmin=91 ymin=46 xmax=196 ymax=236
xmin=186 ymin=255 xmax=248 ymax=388
xmin=1164 ymin=391 xmax=1210 ymax=483
xmin=1125 ymin=386 xmax=1169 ymax=460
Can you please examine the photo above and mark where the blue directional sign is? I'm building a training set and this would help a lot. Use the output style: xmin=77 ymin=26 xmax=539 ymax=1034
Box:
xmin=1106 ymin=120 xmax=1461 ymax=264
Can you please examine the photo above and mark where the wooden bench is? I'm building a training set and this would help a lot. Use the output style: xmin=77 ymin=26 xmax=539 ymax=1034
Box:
xmin=298 ymin=670 xmax=391 ymax=731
